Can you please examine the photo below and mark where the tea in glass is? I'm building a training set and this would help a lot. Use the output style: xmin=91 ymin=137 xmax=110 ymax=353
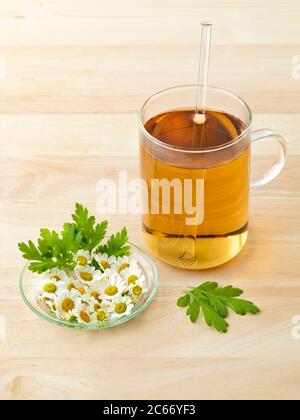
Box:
xmin=141 ymin=107 xmax=249 ymax=269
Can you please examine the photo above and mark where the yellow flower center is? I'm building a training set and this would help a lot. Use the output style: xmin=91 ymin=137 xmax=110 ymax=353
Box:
xmin=43 ymin=283 xmax=57 ymax=293
xmin=105 ymin=285 xmax=118 ymax=296
xmin=77 ymin=287 xmax=85 ymax=295
xmin=128 ymin=275 xmax=138 ymax=285
xmin=67 ymin=282 xmax=75 ymax=291
xmin=97 ymin=311 xmax=107 ymax=321
xmin=50 ymin=275 xmax=60 ymax=281
xmin=61 ymin=298 xmax=74 ymax=312
xmin=119 ymin=263 xmax=130 ymax=272
xmin=77 ymin=256 xmax=87 ymax=266
xmin=94 ymin=304 xmax=101 ymax=311
xmin=80 ymin=310 xmax=90 ymax=323
xmin=80 ymin=272 xmax=93 ymax=282
xmin=91 ymin=291 xmax=100 ymax=300
xmin=100 ymin=260 xmax=110 ymax=269
xmin=133 ymin=285 xmax=142 ymax=296
xmin=115 ymin=302 xmax=127 ymax=314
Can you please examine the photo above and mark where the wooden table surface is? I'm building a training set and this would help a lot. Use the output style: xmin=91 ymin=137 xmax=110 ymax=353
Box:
xmin=1 ymin=0 xmax=300 ymax=400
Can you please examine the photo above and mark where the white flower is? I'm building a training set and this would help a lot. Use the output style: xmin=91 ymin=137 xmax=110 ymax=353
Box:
xmin=37 ymin=294 xmax=55 ymax=314
xmin=121 ymin=264 xmax=144 ymax=287
xmin=100 ymin=299 xmax=115 ymax=313
xmin=99 ymin=272 xmax=127 ymax=300
xmin=45 ymin=268 xmax=68 ymax=283
xmin=115 ymin=256 xmax=138 ymax=273
xmin=71 ymin=303 xmax=97 ymax=324
xmin=128 ymin=279 xmax=147 ymax=303
xmin=64 ymin=277 xmax=78 ymax=292
xmin=73 ymin=249 xmax=91 ymax=266
xmin=86 ymin=296 xmax=102 ymax=313
xmin=93 ymin=269 xmax=114 ymax=284
xmin=82 ymin=283 xmax=102 ymax=303
xmin=35 ymin=252 xmax=146 ymax=324
xmin=37 ymin=277 xmax=64 ymax=299
xmin=72 ymin=280 xmax=89 ymax=297
xmin=110 ymin=295 xmax=134 ymax=319
xmin=54 ymin=289 xmax=81 ymax=319
xmin=95 ymin=252 xmax=116 ymax=271
xmin=74 ymin=265 xmax=101 ymax=283
xmin=95 ymin=308 xmax=109 ymax=322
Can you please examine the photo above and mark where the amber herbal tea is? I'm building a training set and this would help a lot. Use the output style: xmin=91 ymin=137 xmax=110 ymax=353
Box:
xmin=140 ymin=109 xmax=250 ymax=269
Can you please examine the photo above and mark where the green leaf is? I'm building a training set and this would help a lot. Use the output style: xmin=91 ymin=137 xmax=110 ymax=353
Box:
xmin=18 ymin=240 xmax=43 ymax=261
xmin=225 ymin=298 xmax=260 ymax=316
xmin=71 ymin=203 xmax=107 ymax=252
xmin=177 ymin=294 xmax=190 ymax=308
xmin=215 ymin=285 xmax=243 ymax=298
xmin=201 ymin=302 xmax=229 ymax=333
xmin=18 ymin=203 xmax=123 ymax=274
xmin=61 ymin=223 xmax=82 ymax=254
xmin=187 ymin=299 xmax=200 ymax=323
xmin=209 ymin=297 xmax=228 ymax=318
xmin=89 ymin=220 xmax=108 ymax=251
xmin=197 ymin=281 xmax=219 ymax=291
xmin=177 ymin=281 xmax=261 ymax=334
xmin=96 ymin=226 xmax=130 ymax=257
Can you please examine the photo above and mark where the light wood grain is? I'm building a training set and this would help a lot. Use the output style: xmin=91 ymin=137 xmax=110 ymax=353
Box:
xmin=0 ymin=45 xmax=298 ymax=113
xmin=0 ymin=0 xmax=300 ymax=401
xmin=0 ymin=1 xmax=299 ymax=45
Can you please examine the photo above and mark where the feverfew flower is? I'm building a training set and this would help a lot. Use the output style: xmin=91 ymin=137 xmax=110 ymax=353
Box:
xmin=46 ymin=268 xmax=68 ymax=283
xmin=95 ymin=252 xmax=116 ymax=271
xmin=121 ymin=264 xmax=144 ymax=287
xmin=75 ymin=265 xmax=101 ymax=283
xmin=95 ymin=309 xmax=109 ymax=322
xmin=24 ymin=205 xmax=148 ymax=326
xmin=73 ymin=249 xmax=91 ymax=266
xmin=115 ymin=256 xmax=138 ymax=273
xmin=110 ymin=295 xmax=134 ymax=319
xmin=129 ymin=278 xmax=147 ymax=303
xmin=99 ymin=273 xmax=127 ymax=300
xmin=72 ymin=303 xmax=97 ymax=324
xmin=87 ymin=296 xmax=102 ymax=313
xmin=64 ymin=277 xmax=77 ymax=292
xmin=55 ymin=289 xmax=81 ymax=319
xmin=73 ymin=281 xmax=89 ymax=297
xmin=82 ymin=283 xmax=102 ymax=303
xmin=37 ymin=277 xmax=64 ymax=299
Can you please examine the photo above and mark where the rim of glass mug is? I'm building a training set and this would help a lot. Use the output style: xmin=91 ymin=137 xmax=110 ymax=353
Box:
xmin=138 ymin=84 xmax=252 ymax=153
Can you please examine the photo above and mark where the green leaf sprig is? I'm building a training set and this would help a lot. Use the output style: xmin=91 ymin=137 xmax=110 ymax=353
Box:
xmin=18 ymin=203 xmax=130 ymax=274
xmin=177 ymin=281 xmax=260 ymax=333
xmin=95 ymin=227 xmax=130 ymax=257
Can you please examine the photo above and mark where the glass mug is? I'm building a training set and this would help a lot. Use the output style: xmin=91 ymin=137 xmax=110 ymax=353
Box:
xmin=139 ymin=85 xmax=287 ymax=269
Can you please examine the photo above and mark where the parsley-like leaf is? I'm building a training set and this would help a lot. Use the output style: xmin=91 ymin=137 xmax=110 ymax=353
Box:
xmin=96 ymin=227 xmax=130 ymax=257
xmin=71 ymin=203 xmax=108 ymax=252
xmin=18 ymin=203 xmax=127 ymax=274
xmin=18 ymin=228 xmax=76 ymax=274
xmin=177 ymin=281 xmax=260 ymax=333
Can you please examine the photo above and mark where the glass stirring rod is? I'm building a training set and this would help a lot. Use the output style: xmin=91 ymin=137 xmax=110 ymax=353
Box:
xmin=193 ymin=21 xmax=213 ymax=125
xmin=180 ymin=22 xmax=213 ymax=267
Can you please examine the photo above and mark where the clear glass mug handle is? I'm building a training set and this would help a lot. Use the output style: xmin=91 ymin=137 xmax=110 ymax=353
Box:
xmin=250 ymin=129 xmax=287 ymax=188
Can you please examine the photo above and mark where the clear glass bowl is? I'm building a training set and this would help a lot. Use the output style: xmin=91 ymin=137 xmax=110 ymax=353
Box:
xmin=19 ymin=243 xmax=159 ymax=330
